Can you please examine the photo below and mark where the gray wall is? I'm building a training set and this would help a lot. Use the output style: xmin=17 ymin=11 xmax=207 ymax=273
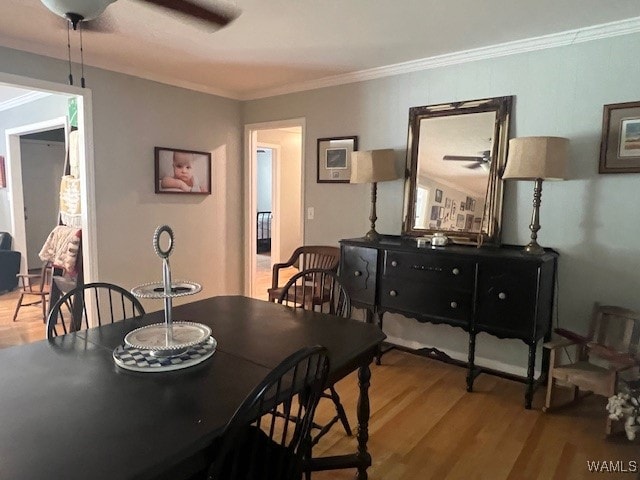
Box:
xmin=243 ymin=33 xmax=640 ymax=375
xmin=0 ymin=46 xmax=244 ymax=309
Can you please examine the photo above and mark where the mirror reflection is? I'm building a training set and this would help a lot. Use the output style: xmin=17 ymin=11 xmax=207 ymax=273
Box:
xmin=403 ymin=96 xmax=513 ymax=244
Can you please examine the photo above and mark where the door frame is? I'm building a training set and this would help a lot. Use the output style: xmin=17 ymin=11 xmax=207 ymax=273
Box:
xmin=244 ymin=118 xmax=305 ymax=297
xmin=256 ymin=142 xmax=281 ymax=266
xmin=0 ymin=72 xmax=98 ymax=282
xmin=6 ymin=121 xmax=68 ymax=273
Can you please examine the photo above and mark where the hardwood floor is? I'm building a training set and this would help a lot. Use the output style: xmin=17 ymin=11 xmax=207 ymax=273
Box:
xmin=0 ymin=289 xmax=46 ymax=349
xmin=312 ymin=350 xmax=639 ymax=480
xmin=252 ymin=252 xmax=296 ymax=301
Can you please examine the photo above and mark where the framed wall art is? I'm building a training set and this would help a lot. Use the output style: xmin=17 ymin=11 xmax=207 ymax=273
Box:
xmin=155 ymin=147 xmax=211 ymax=194
xmin=317 ymin=136 xmax=358 ymax=183
xmin=0 ymin=156 xmax=5 ymax=188
xmin=599 ymin=101 xmax=640 ymax=173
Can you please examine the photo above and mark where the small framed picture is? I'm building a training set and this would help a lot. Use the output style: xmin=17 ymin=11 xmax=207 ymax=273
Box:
xmin=469 ymin=198 xmax=476 ymax=212
xmin=430 ymin=205 xmax=439 ymax=221
xmin=317 ymin=136 xmax=358 ymax=183
xmin=460 ymin=203 xmax=465 ymax=212
xmin=600 ymin=101 xmax=640 ymax=173
xmin=465 ymin=214 xmax=474 ymax=230
xmin=435 ymin=189 xmax=443 ymax=203
xmin=0 ymin=156 xmax=5 ymax=188
xmin=445 ymin=197 xmax=451 ymax=208
xmin=456 ymin=214 xmax=465 ymax=229
xmin=155 ymin=147 xmax=211 ymax=194
xmin=438 ymin=206 xmax=444 ymax=219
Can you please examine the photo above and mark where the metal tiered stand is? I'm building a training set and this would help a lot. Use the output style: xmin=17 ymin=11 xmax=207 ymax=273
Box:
xmin=112 ymin=225 xmax=216 ymax=372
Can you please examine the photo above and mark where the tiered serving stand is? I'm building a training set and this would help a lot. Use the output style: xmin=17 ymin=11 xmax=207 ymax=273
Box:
xmin=112 ymin=225 xmax=217 ymax=372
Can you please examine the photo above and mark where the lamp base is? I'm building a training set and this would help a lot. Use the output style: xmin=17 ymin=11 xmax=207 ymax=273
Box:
xmin=522 ymin=241 xmax=545 ymax=255
xmin=364 ymin=229 xmax=380 ymax=242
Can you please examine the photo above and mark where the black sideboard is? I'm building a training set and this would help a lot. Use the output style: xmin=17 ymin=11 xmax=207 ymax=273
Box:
xmin=339 ymin=236 xmax=558 ymax=409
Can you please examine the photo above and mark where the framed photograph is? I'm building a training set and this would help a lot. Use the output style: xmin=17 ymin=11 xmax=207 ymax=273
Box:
xmin=456 ymin=214 xmax=465 ymax=229
xmin=600 ymin=101 xmax=640 ymax=173
xmin=435 ymin=189 xmax=443 ymax=203
xmin=438 ymin=207 xmax=444 ymax=219
xmin=460 ymin=203 xmax=465 ymax=212
xmin=155 ymin=147 xmax=211 ymax=194
xmin=465 ymin=214 xmax=474 ymax=230
xmin=430 ymin=205 xmax=439 ymax=221
xmin=470 ymin=198 xmax=476 ymax=212
xmin=0 ymin=156 xmax=5 ymax=188
xmin=317 ymin=136 xmax=358 ymax=183
xmin=445 ymin=197 xmax=451 ymax=208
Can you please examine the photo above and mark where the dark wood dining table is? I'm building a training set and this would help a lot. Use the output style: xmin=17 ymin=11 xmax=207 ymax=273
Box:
xmin=0 ymin=295 xmax=385 ymax=480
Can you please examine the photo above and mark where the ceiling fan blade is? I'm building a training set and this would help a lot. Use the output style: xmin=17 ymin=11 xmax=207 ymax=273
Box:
xmin=136 ymin=0 xmax=240 ymax=26
xmin=443 ymin=155 xmax=484 ymax=162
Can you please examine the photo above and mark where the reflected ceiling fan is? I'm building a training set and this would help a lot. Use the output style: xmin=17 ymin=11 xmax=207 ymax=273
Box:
xmin=443 ymin=150 xmax=491 ymax=170
xmin=40 ymin=0 xmax=241 ymax=31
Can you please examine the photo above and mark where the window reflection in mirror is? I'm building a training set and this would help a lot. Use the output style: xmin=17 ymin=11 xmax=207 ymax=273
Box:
xmin=402 ymin=96 xmax=513 ymax=244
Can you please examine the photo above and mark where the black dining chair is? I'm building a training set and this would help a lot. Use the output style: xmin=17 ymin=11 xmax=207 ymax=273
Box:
xmin=277 ymin=269 xmax=353 ymax=445
xmin=205 ymin=345 xmax=330 ymax=480
xmin=46 ymin=282 xmax=145 ymax=339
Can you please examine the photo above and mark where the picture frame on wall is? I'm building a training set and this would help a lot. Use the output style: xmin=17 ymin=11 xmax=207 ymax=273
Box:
xmin=155 ymin=147 xmax=211 ymax=194
xmin=599 ymin=101 xmax=640 ymax=173
xmin=317 ymin=136 xmax=358 ymax=183
xmin=435 ymin=189 xmax=443 ymax=203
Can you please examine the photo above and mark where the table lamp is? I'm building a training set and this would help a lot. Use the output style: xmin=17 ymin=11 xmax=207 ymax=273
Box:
xmin=350 ymin=149 xmax=399 ymax=241
xmin=503 ymin=136 xmax=569 ymax=255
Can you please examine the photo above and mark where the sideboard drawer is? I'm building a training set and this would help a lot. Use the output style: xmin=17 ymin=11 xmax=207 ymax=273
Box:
xmin=475 ymin=262 xmax=541 ymax=339
xmin=340 ymin=245 xmax=378 ymax=306
xmin=379 ymin=279 xmax=472 ymax=326
xmin=382 ymin=250 xmax=474 ymax=290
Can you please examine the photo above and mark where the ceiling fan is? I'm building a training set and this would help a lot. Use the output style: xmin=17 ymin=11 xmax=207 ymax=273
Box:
xmin=40 ymin=0 xmax=241 ymax=31
xmin=443 ymin=150 xmax=491 ymax=170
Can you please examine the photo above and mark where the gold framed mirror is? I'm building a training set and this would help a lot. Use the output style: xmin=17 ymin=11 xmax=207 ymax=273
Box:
xmin=402 ymin=96 xmax=513 ymax=245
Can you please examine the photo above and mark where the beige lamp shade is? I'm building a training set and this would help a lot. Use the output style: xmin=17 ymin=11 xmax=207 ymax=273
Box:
xmin=503 ymin=136 xmax=569 ymax=181
xmin=350 ymin=149 xmax=399 ymax=184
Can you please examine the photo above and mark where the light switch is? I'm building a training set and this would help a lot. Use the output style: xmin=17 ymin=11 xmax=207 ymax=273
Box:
xmin=307 ymin=207 xmax=314 ymax=220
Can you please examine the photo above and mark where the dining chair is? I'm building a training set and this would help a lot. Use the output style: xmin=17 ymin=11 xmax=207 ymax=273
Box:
xmin=277 ymin=268 xmax=353 ymax=445
xmin=46 ymin=282 xmax=145 ymax=339
xmin=205 ymin=345 xmax=330 ymax=480
xmin=267 ymin=246 xmax=340 ymax=304
xmin=543 ymin=303 xmax=640 ymax=434
xmin=12 ymin=261 xmax=53 ymax=322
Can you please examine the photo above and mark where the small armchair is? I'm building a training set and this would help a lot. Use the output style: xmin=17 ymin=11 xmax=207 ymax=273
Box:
xmin=12 ymin=262 xmax=53 ymax=322
xmin=543 ymin=303 xmax=640 ymax=434
xmin=267 ymin=246 xmax=340 ymax=304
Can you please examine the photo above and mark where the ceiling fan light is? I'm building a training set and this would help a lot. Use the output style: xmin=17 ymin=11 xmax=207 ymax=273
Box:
xmin=40 ymin=0 xmax=116 ymax=21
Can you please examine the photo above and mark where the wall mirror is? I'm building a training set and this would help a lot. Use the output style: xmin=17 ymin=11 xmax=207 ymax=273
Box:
xmin=402 ymin=96 xmax=513 ymax=245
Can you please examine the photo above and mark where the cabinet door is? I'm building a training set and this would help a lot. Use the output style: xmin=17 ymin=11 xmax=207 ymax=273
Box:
xmin=475 ymin=262 xmax=541 ymax=340
xmin=340 ymin=245 xmax=378 ymax=306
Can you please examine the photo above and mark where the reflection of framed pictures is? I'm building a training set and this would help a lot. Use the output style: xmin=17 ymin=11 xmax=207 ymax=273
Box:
xmin=155 ymin=147 xmax=211 ymax=194
xmin=445 ymin=197 xmax=451 ymax=208
xmin=600 ymin=101 xmax=640 ymax=173
xmin=430 ymin=205 xmax=439 ymax=220
xmin=435 ymin=189 xmax=443 ymax=203
xmin=470 ymin=198 xmax=476 ymax=212
xmin=438 ymin=207 xmax=444 ymax=219
xmin=456 ymin=214 xmax=465 ymax=228
xmin=460 ymin=203 xmax=465 ymax=212
xmin=465 ymin=214 xmax=474 ymax=230
xmin=317 ymin=136 xmax=358 ymax=183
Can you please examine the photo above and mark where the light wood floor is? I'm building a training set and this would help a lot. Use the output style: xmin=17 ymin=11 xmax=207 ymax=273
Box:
xmin=312 ymin=350 xmax=639 ymax=480
xmin=252 ymin=252 xmax=296 ymax=302
xmin=0 ymin=289 xmax=46 ymax=349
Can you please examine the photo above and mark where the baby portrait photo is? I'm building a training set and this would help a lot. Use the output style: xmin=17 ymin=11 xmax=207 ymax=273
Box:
xmin=154 ymin=147 xmax=211 ymax=194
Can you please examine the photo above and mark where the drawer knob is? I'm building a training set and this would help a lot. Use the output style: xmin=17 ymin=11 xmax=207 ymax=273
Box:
xmin=450 ymin=301 xmax=458 ymax=309
xmin=452 ymin=268 xmax=460 ymax=275
xmin=354 ymin=270 xmax=362 ymax=277
xmin=498 ymin=292 xmax=507 ymax=300
xmin=389 ymin=290 xmax=398 ymax=297
xmin=391 ymin=260 xmax=398 ymax=267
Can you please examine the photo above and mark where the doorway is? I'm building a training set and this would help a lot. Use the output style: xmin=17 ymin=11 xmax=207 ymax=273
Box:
xmin=244 ymin=119 xmax=305 ymax=299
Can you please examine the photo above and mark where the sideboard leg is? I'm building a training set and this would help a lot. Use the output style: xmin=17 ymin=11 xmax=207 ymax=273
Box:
xmin=466 ymin=332 xmax=477 ymax=392
xmin=356 ymin=364 xmax=372 ymax=479
xmin=525 ymin=343 xmax=536 ymax=409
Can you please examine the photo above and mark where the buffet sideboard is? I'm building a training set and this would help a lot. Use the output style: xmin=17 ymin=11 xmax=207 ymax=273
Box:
xmin=339 ymin=235 xmax=558 ymax=409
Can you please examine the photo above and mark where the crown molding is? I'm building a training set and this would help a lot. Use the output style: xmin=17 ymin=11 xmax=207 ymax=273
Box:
xmin=241 ymin=16 xmax=640 ymax=101
xmin=0 ymin=90 xmax=51 ymax=111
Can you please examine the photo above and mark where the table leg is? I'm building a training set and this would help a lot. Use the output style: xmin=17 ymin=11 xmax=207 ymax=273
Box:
xmin=525 ymin=343 xmax=536 ymax=409
xmin=356 ymin=364 xmax=372 ymax=479
xmin=466 ymin=332 xmax=477 ymax=392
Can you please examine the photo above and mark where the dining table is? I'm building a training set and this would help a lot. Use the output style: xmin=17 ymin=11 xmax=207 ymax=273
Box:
xmin=0 ymin=295 xmax=385 ymax=480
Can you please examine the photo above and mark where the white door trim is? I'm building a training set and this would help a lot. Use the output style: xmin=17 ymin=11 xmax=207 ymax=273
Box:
xmin=0 ymin=72 xmax=98 ymax=283
xmin=243 ymin=118 xmax=305 ymax=297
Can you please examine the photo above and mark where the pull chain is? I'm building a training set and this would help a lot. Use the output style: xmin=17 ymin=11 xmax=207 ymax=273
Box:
xmin=79 ymin=22 xmax=86 ymax=88
xmin=66 ymin=21 xmax=73 ymax=85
